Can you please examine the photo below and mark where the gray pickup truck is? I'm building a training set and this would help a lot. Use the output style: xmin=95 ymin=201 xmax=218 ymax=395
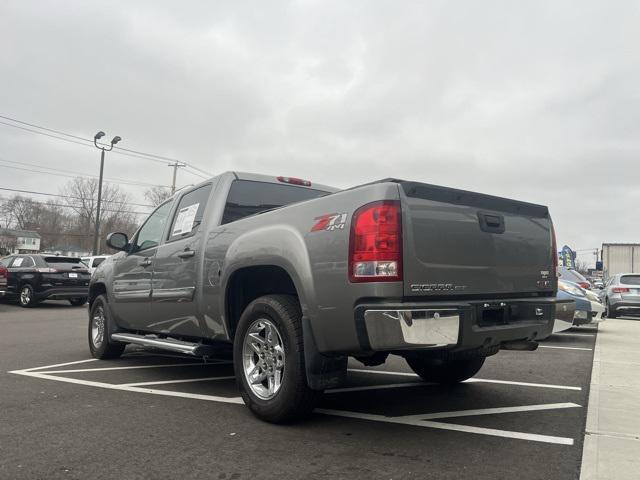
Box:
xmin=88 ymin=172 xmax=572 ymax=422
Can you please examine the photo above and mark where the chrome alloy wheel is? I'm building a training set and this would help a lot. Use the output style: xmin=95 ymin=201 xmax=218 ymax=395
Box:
xmin=242 ymin=318 xmax=286 ymax=400
xmin=91 ymin=305 xmax=106 ymax=349
xmin=20 ymin=286 xmax=31 ymax=306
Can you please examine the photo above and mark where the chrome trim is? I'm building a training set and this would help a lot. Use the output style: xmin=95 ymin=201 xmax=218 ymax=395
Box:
xmin=364 ymin=308 xmax=460 ymax=350
xmin=151 ymin=286 xmax=195 ymax=301
xmin=112 ymin=289 xmax=151 ymax=300
xmin=110 ymin=333 xmax=214 ymax=356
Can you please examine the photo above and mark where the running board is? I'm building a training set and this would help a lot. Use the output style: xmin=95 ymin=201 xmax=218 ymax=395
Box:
xmin=111 ymin=333 xmax=216 ymax=356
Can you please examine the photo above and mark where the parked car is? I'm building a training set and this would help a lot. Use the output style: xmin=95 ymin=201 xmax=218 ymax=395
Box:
xmin=88 ymin=171 xmax=570 ymax=423
xmin=557 ymin=280 xmax=604 ymax=326
xmin=600 ymin=273 xmax=640 ymax=318
xmin=558 ymin=266 xmax=592 ymax=290
xmin=0 ymin=254 xmax=90 ymax=307
xmin=81 ymin=255 xmax=109 ymax=275
xmin=0 ymin=257 xmax=9 ymax=295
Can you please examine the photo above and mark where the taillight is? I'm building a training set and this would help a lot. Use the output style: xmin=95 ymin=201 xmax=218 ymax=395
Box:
xmin=551 ymin=222 xmax=558 ymax=277
xmin=613 ymin=287 xmax=630 ymax=293
xmin=277 ymin=176 xmax=312 ymax=187
xmin=0 ymin=265 xmax=6 ymax=278
xmin=349 ymin=200 xmax=402 ymax=282
xmin=579 ymin=281 xmax=591 ymax=290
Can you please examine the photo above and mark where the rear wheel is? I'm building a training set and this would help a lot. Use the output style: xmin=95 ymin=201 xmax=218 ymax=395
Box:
xmin=605 ymin=300 xmax=617 ymax=318
xmin=69 ymin=297 xmax=88 ymax=307
xmin=233 ymin=294 xmax=321 ymax=423
xmin=88 ymin=295 xmax=125 ymax=359
xmin=19 ymin=284 xmax=37 ymax=308
xmin=406 ymin=356 xmax=486 ymax=384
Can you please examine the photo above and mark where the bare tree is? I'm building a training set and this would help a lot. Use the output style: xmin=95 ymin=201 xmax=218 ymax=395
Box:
xmin=574 ymin=259 xmax=590 ymax=274
xmin=144 ymin=185 xmax=171 ymax=206
xmin=61 ymin=177 xmax=140 ymax=251
xmin=0 ymin=196 xmax=45 ymax=230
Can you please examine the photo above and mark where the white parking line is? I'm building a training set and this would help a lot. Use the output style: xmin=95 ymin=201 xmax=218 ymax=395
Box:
xmin=39 ymin=362 xmax=219 ymax=374
xmin=10 ymin=369 xmax=244 ymax=404
xmin=315 ymin=408 xmax=575 ymax=445
xmin=347 ymin=369 xmax=582 ymax=391
xmin=539 ymin=345 xmax=593 ymax=351
xmin=119 ymin=376 xmax=236 ymax=387
xmin=400 ymin=402 xmax=581 ymax=421
xmin=22 ymin=358 xmax=99 ymax=372
xmin=327 ymin=382 xmax=427 ymax=394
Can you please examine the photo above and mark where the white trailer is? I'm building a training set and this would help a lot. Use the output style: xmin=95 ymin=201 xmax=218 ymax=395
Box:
xmin=601 ymin=243 xmax=640 ymax=278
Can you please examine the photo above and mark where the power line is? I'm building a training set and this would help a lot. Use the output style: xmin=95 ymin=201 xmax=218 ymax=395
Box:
xmin=0 ymin=114 xmax=214 ymax=177
xmin=0 ymin=195 xmax=148 ymax=215
xmin=0 ymin=187 xmax=155 ymax=208
xmin=0 ymin=156 xmax=168 ymax=189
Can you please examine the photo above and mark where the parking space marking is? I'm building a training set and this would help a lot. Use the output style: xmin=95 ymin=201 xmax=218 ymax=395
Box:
xmin=399 ymin=402 xmax=581 ymax=421
xmin=539 ymin=345 xmax=593 ymax=351
xmin=315 ymin=408 xmax=575 ymax=445
xmin=347 ymin=369 xmax=582 ymax=391
xmin=10 ymin=368 xmax=244 ymax=404
xmin=326 ymin=382 xmax=427 ymax=394
xmin=10 ymin=357 xmax=585 ymax=446
xmin=40 ymin=362 xmax=222 ymax=374
xmin=119 ymin=376 xmax=236 ymax=387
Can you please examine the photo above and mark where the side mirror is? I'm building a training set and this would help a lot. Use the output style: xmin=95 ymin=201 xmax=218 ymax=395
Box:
xmin=106 ymin=232 xmax=129 ymax=251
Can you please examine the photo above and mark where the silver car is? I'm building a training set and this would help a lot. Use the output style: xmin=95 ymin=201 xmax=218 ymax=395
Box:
xmin=600 ymin=273 xmax=640 ymax=318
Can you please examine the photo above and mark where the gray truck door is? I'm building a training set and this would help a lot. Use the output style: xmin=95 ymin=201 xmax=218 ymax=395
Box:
xmin=148 ymin=183 xmax=213 ymax=336
xmin=110 ymin=201 xmax=172 ymax=330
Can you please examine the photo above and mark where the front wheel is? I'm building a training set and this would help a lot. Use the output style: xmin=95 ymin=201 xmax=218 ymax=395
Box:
xmin=406 ymin=356 xmax=486 ymax=384
xmin=233 ymin=294 xmax=321 ymax=423
xmin=88 ymin=295 xmax=125 ymax=359
xmin=19 ymin=284 xmax=37 ymax=308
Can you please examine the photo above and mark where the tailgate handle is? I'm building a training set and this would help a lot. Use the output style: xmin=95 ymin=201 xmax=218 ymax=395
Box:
xmin=478 ymin=212 xmax=505 ymax=234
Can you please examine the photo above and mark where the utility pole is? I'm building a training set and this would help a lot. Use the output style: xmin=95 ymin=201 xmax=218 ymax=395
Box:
xmin=93 ymin=131 xmax=122 ymax=255
xmin=169 ymin=162 xmax=186 ymax=195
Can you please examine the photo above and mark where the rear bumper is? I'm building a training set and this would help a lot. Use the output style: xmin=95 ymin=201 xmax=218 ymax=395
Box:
xmin=609 ymin=300 xmax=640 ymax=314
xmin=353 ymin=297 xmax=573 ymax=353
xmin=34 ymin=287 xmax=89 ymax=301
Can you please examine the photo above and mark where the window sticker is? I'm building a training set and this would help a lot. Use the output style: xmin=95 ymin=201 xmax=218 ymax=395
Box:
xmin=13 ymin=258 xmax=24 ymax=267
xmin=172 ymin=203 xmax=200 ymax=236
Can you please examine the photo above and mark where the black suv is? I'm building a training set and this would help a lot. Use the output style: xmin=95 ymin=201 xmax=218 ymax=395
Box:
xmin=0 ymin=254 xmax=91 ymax=307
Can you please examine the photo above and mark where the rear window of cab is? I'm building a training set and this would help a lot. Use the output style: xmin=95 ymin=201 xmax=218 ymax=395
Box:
xmin=44 ymin=257 xmax=89 ymax=270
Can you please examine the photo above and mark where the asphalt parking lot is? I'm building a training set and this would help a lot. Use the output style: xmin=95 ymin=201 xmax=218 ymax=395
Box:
xmin=1 ymin=300 xmax=600 ymax=480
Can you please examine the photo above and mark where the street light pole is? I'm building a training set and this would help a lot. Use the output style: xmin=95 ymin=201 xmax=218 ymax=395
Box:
xmin=93 ymin=131 xmax=122 ymax=255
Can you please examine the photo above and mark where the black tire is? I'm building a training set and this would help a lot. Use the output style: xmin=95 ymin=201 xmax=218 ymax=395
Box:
xmin=405 ymin=356 xmax=486 ymax=384
xmin=606 ymin=300 xmax=617 ymax=319
xmin=233 ymin=294 xmax=322 ymax=423
xmin=69 ymin=297 xmax=88 ymax=307
xmin=88 ymin=295 xmax=125 ymax=359
xmin=18 ymin=284 xmax=37 ymax=308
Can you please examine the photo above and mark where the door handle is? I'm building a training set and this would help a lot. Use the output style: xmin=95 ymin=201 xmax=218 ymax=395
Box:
xmin=139 ymin=259 xmax=152 ymax=267
xmin=177 ymin=249 xmax=195 ymax=259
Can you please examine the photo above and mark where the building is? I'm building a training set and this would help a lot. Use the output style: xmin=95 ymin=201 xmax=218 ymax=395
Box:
xmin=601 ymin=243 xmax=640 ymax=278
xmin=0 ymin=228 xmax=41 ymax=255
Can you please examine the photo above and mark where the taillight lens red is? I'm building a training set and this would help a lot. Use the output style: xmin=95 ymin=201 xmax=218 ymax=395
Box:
xmin=579 ymin=281 xmax=591 ymax=290
xmin=0 ymin=265 xmax=7 ymax=278
xmin=613 ymin=287 xmax=630 ymax=293
xmin=349 ymin=200 xmax=402 ymax=282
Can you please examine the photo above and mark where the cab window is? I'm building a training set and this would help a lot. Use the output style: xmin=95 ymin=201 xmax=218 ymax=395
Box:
xmin=134 ymin=201 xmax=173 ymax=252
xmin=167 ymin=184 xmax=212 ymax=242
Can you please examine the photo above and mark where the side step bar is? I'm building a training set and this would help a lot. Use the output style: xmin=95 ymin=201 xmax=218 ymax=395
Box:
xmin=111 ymin=333 xmax=216 ymax=356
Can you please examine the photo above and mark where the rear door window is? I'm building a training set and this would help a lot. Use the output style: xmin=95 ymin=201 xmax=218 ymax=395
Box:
xmin=620 ymin=275 xmax=640 ymax=285
xmin=221 ymin=180 xmax=329 ymax=225
xmin=44 ymin=257 xmax=88 ymax=270
xmin=168 ymin=184 xmax=213 ymax=242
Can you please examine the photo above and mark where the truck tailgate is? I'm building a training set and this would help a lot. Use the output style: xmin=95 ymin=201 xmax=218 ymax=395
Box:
xmin=399 ymin=182 xmax=554 ymax=297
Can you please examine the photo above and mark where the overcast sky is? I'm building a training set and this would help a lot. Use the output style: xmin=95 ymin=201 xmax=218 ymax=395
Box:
xmin=1 ymin=1 xmax=638 ymax=265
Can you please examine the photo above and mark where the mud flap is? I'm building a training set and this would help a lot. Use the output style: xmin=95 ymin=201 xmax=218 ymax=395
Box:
xmin=302 ymin=316 xmax=347 ymax=390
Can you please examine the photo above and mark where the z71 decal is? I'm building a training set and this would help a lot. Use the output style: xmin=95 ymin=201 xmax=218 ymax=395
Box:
xmin=311 ymin=213 xmax=348 ymax=232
